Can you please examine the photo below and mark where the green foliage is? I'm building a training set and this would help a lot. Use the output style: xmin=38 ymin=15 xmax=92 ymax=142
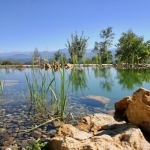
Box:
xmin=50 ymin=56 xmax=70 ymax=119
xmin=33 ymin=48 xmax=41 ymax=58
xmin=54 ymin=51 xmax=67 ymax=63
xmin=66 ymin=31 xmax=89 ymax=63
xmin=0 ymin=81 xmax=4 ymax=96
xmin=115 ymin=30 xmax=150 ymax=64
xmin=93 ymin=27 xmax=114 ymax=64
xmin=25 ymin=55 xmax=70 ymax=119
xmin=54 ymin=51 xmax=62 ymax=62
xmin=27 ymin=138 xmax=48 ymax=150
xmin=25 ymin=68 xmax=55 ymax=114
xmin=1 ymin=60 xmax=22 ymax=65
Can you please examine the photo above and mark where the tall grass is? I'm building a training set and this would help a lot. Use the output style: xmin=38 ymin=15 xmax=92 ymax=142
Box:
xmin=25 ymin=68 xmax=54 ymax=115
xmin=50 ymin=56 xmax=70 ymax=119
xmin=0 ymin=81 xmax=4 ymax=96
xmin=25 ymin=56 xmax=70 ymax=119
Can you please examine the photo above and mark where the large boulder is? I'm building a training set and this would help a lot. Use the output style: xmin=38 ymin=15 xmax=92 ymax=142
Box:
xmin=49 ymin=113 xmax=150 ymax=150
xmin=126 ymin=88 xmax=150 ymax=132
xmin=115 ymin=88 xmax=150 ymax=133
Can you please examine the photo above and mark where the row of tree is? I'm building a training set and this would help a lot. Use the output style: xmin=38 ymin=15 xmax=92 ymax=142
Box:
xmin=33 ymin=27 xmax=150 ymax=64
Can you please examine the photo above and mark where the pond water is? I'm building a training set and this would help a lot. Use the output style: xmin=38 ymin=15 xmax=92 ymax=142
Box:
xmin=1 ymin=67 xmax=150 ymax=106
xmin=0 ymin=66 xmax=150 ymax=149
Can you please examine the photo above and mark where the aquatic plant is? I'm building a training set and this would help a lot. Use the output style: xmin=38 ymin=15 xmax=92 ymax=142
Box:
xmin=25 ymin=68 xmax=55 ymax=114
xmin=0 ymin=81 xmax=4 ymax=96
xmin=27 ymin=138 xmax=48 ymax=150
xmin=50 ymin=56 xmax=70 ymax=119
xmin=25 ymin=55 xmax=70 ymax=119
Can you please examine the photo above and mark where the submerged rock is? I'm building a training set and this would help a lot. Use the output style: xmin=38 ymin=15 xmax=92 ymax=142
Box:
xmin=49 ymin=113 xmax=150 ymax=150
xmin=80 ymin=95 xmax=110 ymax=108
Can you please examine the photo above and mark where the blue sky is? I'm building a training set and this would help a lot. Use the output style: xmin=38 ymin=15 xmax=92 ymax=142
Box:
xmin=0 ymin=0 xmax=150 ymax=52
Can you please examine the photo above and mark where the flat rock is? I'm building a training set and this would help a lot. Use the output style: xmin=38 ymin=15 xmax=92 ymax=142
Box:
xmin=80 ymin=95 xmax=110 ymax=107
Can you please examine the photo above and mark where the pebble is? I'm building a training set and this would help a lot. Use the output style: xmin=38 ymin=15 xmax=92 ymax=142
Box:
xmin=31 ymin=130 xmax=42 ymax=138
xmin=5 ymin=148 xmax=12 ymax=150
xmin=0 ymin=94 xmax=111 ymax=149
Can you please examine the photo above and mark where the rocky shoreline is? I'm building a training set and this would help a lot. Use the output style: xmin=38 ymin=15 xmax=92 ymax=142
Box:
xmin=49 ymin=87 xmax=150 ymax=150
xmin=0 ymin=63 xmax=150 ymax=69
xmin=50 ymin=114 xmax=150 ymax=150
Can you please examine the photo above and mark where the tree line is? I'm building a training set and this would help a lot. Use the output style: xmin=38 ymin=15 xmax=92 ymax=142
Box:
xmin=34 ymin=27 xmax=150 ymax=65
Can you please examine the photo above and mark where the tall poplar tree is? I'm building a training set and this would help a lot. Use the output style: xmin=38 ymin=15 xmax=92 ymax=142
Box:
xmin=93 ymin=27 xmax=115 ymax=64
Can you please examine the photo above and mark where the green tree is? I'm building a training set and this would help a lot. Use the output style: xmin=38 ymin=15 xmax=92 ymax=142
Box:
xmin=32 ymin=48 xmax=41 ymax=65
xmin=65 ymin=31 xmax=89 ymax=63
xmin=54 ymin=51 xmax=62 ymax=62
xmin=92 ymin=27 xmax=115 ymax=64
xmin=115 ymin=30 xmax=150 ymax=64
xmin=54 ymin=51 xmax=68 ymax=64
xmin=141 ymin=40 xmax=150 ymax=63
xmin=33 ymin=48 xmax=41 ymax=58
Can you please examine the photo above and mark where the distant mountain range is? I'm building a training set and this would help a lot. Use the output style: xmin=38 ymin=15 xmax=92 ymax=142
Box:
xmin=0 ymin=48 xmax=116 ymax=61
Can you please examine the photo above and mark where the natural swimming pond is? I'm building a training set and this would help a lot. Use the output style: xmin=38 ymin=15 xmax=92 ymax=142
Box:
xmin=0 ymin=66 xmax=150 ymax=149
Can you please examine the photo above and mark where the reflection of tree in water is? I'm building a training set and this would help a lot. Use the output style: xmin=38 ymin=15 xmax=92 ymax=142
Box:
xmin=69 ymin=68 xmax=88 ymax=94
xmin=92 ymin=67 xmax=114 ymax=92
xmin=116 ymin=68 xmax=150 ymax=90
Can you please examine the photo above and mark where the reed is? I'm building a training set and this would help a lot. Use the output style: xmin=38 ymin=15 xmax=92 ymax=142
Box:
xmin=49 ymin=55 xmax=70 ymax=119
xmin=0 ymin=81 xmax=4 ymax=96
xmin=5 ymin=65 xmax=10 ymax=73
xmin=25 ymin=55 xmax=70 ymax=119
xmin=25 ymin=68 xmax=54 ymax=115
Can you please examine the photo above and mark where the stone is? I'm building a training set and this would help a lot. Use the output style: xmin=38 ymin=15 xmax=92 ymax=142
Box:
xmin=115 ymin=88 xmax=150 ymax=133
xmin=115 ymin=96 xmax=132 ymax=119
xmin=107 ymin=109 xmax=115 ymax=116
xmin=126 ymin=88 xmax=150 ymax=133
xmin=3 ymin=141 xmax=9 ymax=146
xmin=77 ymin=113 xmax=116 ymax=133
xmin=80 ymin=95 xmax=110 ymax=108
xmin=5 ymin=148 xmax=12 ymax=150
xmin=65 ymin=63 xmax=73 ymax=69
xmin=31 ymin=130 xmax=42 ymax=138
xmin=52 ymin=120 xmax=64 ymax=127
xmin=56 ymin=124 xmax=93 ymax=141
xmin=45 ymin=63 xmax=51 ymax=69
xmin=49 ymin=114 xmax=150 ymax=150
xmin=8 ymin=137 xmax=14 ymax=142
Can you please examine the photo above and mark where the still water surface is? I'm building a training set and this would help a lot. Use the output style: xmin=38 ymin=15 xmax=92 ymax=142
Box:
xmin=1 ymin=67 xmax=150 ymax=111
